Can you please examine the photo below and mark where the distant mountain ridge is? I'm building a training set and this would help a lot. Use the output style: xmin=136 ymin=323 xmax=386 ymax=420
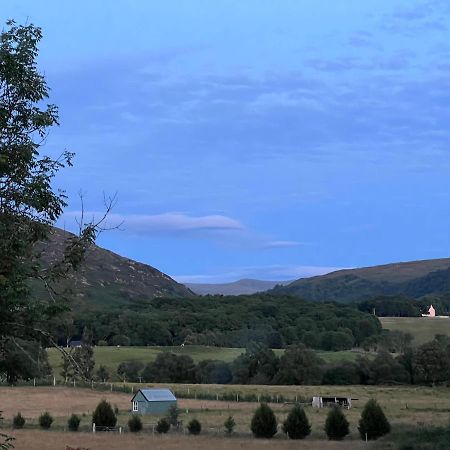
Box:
xmin=38 ymin=228 xmax=193 ymax=306
xmin=186 ymin=278 xmax=289 ymax=295
xmin=269 ymin=258 xmax=450 ymax=302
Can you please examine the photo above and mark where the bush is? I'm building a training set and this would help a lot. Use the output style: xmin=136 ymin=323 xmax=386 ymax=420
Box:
xmin=167 ymin=404 xmax=180 ymax=427
xmin=187 ymin=418 xmax=202 ymax=435
xmin=13 ymin=412 xmax=25 ymax=429
xmin=156 ymin=417 xmax=170 ymax=434
xmin=251 ymin=403 xmax=277 ymax=439
xmin=92 ymin=399 xmax=117 ymax=427
xmin=282 ymin=404 xmax=310 ymax=440
xmin=97 ymin=340 xmax=108 ymax=346
xmin=224 ymin=415 xmax=235 ymax=434
xmin=67 ymin=414 xmax=81 ymax=432
xmin=358 ymin=399 xmax=390 ymax=440
xmin=128 ymin=415 xmax=142 ymax=432
xmin=39 ymin=411 xmax=54 ymax=429
xmin=324 ymin=407 xmax=349 ymax=440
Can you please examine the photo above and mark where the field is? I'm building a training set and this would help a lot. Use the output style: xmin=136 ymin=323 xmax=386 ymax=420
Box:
xmin=2 ymin=384 xmax=450 ymax=449
xmin=47 ymin=346 xmax=363 ymax=380
xmin=380 ymin=316 xmax=450 ymax=345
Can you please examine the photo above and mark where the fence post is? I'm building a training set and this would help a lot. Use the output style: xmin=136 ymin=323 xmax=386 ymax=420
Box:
xmin=258 ymin=394 xmax=260 ymax=402
xmin=119 ymin=427 xmax=122 ymax=434
xmin=236 ymin=393 xmax=239 ymax=402
xmin=110 ymin=383 xmax=113 ymax=392
xmin=33 ymin=378 xmax=36 ymax=387
xmin=53 ymin=376 xmax=56 ymax=387
xmin=93 ymin=423 xmax=96 ymax=433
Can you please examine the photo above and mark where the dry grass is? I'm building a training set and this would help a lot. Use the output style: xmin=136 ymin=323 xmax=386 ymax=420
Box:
xmin=9 ymin=430 xmax=373 ymax=450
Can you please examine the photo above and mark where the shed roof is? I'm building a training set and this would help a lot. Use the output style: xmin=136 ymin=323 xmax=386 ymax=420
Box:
xmin=134 ymin=389 xmax=176 ymax=402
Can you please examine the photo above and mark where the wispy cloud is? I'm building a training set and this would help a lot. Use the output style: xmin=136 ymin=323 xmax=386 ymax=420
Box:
xmin=261 ymin=240 xmax=304 ymax=249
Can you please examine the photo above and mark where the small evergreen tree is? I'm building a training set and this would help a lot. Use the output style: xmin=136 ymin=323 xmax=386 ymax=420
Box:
xmin=128 ymin=415 xmax=142 ymax=432
xmin=324 ymin=407 xmax=349 ymax=440
xmin=282 ymin=404 xmax=311 ymax=440
xmin=92 ymin=400 xmax=117 ymax=427
xmin=187 ymin=418 xmax=202 ymax=435
xmin=12 ymin=413 xmax=25 ymax=429
xmin=251 ymin=403 xmax=277 ymax=439
xmin=156 ymin=418 xmax=170 ymax=434
xmin=224 ymin=415 xmax=236 ymax=434
xmin=358 ymin=399 xmax=390 ymax=440
xmin=39 ymin=412 xmax=53 ymax=429
xmin=67 ymin=414 xmax=81 ymax=432
xmin=167 ymin=404 xmax=180 ymax=427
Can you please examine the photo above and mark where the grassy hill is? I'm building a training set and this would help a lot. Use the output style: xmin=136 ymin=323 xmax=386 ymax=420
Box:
xmin=270 ymin=258 xmax=450 ymax=302
xmin=380 ymin=317 xmax=450 ymax=345
xmin=37 ymin=228 xmax=193 ymax=306
xmin=186 ymin=278 xmax=286 ymax=295
xmin=47 ymin=345 xmax=363 ymax=380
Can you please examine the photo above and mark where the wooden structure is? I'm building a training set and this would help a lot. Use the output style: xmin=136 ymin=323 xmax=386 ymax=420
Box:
xmin=131 ymin=388 xmax=177 ymax=414
xmin=312 ymin=396 xmax=353 ymax=409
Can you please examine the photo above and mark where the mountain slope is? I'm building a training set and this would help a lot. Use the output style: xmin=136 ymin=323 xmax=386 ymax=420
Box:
xmin=270 ymin=258 xmax=450 ymax=302
xmin=186 ymin=278 xmax=287 ymax=295
xmin=38 ymin=228 xmax=193 ymax=306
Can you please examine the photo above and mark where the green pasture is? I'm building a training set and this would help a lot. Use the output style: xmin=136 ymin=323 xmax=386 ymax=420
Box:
xmin=380 ymin=316 xmax=450 ymax=345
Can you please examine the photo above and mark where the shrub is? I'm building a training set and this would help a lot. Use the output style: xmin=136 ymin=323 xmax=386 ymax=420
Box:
xmin=187 ymin=418 xmax=202 ymax=435
xmin=250 ymin=403 xmax=277 ymax=439
xmin=13 ymin=412 xmax=25 ymax=429
xmin=282 ymin=404 xmax=311 ymax=440
xmin=128 ymin=415 xmax=142 ymax=432
xmin=97 ymin=340 xmax=108 ymax=346
xmin=39 ymin=412 xmax=54 ymax=429
xmin=358 ymin=399 xmax=390 ymax=440
xmin=156 ymin=417 xmax=170 ymax=434
xmin=224 ymin=415 xmax=236 ymax=434
xmin=167 ymin=404 xmax=180 ymax=427
xmin=92 ymin=399 xmax=117 ymax=427
xmin=67 ymin=414 xmax=81 ymax=432
xmin=324 ymin=407 xmax=349 ymax=440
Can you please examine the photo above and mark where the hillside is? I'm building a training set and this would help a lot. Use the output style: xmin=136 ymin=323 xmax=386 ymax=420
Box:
xmin=269 ymin=258 xmax=450 ymax=302
xmin=186 ymin=278 xmax=287 ymax=295
xmin=37 ymin=228 xmax=193 ymax=306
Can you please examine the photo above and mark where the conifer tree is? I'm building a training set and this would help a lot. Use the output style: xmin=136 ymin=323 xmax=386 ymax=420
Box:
xmin=282 ymin=404 xmax=311 ymax=439
xmin=251 ymin=403 xmax=277 ymax=438
xmin=324 ymin=407 xmax=349 ymax=440
xmin=358 ymin=399 xmax=390 ymax=440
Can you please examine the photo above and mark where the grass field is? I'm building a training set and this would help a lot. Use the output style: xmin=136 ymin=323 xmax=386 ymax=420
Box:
xmin=380 ymin=316 xmax=450 ymax=345
xmin=2 ymin=384 xmax=450 ymax=449
xmin=47 ymin=346 xmax=363 ymax=380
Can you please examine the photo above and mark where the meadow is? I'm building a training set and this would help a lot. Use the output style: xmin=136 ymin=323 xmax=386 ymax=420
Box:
xmin=1 ymin=384 xmax=450 ymax=449
xmin=379 ymin=316 xmax=450 ymax=345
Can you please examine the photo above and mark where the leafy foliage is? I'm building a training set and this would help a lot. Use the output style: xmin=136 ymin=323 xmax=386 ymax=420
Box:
xmin=282 ymin=404 xmax=311 ymax=440
xmin=166 ymin=405 xmax=180 ymax=427
xmin=67 ymin=414 xmax=81 ymax=432
xmin=251 ymin=403 xmax=277 ymax=438
xmin=92 ymin=400 xmax=117 ymax=427
xmin=128 ymin=415 xmax=142 ymax=432
xmin=38 ymin=411 xmax=53 ymax=429
xmin=156 ymin=418 xmax=170 ymax=434
xmin=187 ymin=418 xmax=202 ymax=435
xmin=12 ymin=412 xmax=25 ymax=429
xmin=324 ymin=407 xmax=349 ymax=440
xmin=358 ymin=399 xmax=390 ymax=440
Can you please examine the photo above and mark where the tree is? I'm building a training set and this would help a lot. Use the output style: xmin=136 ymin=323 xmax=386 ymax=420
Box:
xmin=12 ymin=413 xmax=25 ymax=429
xmin=324 ymin=407 xmax=349 ymax=440
xmin=156 ymin=418 xmax=170 ymax=434
xmin=128 ymin=415 xmax=142 ymax=432
xmin=92 ymin=400 xmax=117 ymax=427
xmin=67 ymin=414 xmax=81 ymax=432
xmin=38 ymin=412 xmax=53 ymax=429
xmin=224 ymin=415 xmax=235 ymax=434
xmin=274 ymin=344 xmax=324 ymax=385
xmin=96 ymin=365 xmax=110 ymax=382
xmin=117 ymin=360 xmax=144 ymax=382
xmin=0 ymin=20 xmax=110 ymax=382
xmin=415 ymin=340 xmax=450 ymax=384
xmin=187 ymin=418 xmax=202 ymax=435
xmin=166 ymin=404 xmax=180 ymax=427
xmin=71 ymin=328 xmax=95 ymax=380
xmin=282 ymin=404 xmax=311 ymax=440
xmin=358 ymin=399 xmax=390 ymax=440
xmin=250 ymin=403 xmax=277 ymax=438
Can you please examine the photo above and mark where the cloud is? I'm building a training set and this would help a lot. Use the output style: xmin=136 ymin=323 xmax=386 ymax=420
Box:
xmin=261 ymin=240 xmax=304 ymax=249
xmin=61 ymin=212 xmax=244 ymax=235
xmin=174 ymin=264 xmax=345 ymax=284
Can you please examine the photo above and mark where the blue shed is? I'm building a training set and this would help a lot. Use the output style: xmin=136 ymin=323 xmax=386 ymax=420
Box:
xmin=131 ymin=388 xmax=177 ymax=415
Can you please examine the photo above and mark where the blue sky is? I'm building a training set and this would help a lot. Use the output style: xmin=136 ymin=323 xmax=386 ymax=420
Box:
xmin=4 ymin=1 xmax=450 ymax=283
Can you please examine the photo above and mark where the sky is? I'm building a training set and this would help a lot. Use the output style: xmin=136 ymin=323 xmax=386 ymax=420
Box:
xmin=4 ymin=0 xmax=450 ymax=283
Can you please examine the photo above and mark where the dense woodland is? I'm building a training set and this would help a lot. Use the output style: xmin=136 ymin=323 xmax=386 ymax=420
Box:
xmin=55 ymin=295 xmax=382 ymax=350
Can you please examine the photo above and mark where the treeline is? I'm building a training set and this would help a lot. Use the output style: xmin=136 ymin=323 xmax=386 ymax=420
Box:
xmin=105 ymin=335 xmax=450 ymax=386
xmin=55 ymin=295 xmax=382 ymax=350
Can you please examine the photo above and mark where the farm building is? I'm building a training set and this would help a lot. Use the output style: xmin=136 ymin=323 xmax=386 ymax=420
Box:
xmin=131 ymin=388 xmax=177 ymax=414
xmin=312 ymin=396 xmax=353 ymax=409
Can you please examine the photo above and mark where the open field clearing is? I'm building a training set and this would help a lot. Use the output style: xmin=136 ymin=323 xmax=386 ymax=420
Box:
xmin=47 ymin=345 xmax=362 ymax=380
xmin=1 ymin=384 xmax=450 ymax=448
xmin=380 ymin=317 xmax=450 ymax=345
xmin=9 ymin=430 xmax=372 ymax=450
